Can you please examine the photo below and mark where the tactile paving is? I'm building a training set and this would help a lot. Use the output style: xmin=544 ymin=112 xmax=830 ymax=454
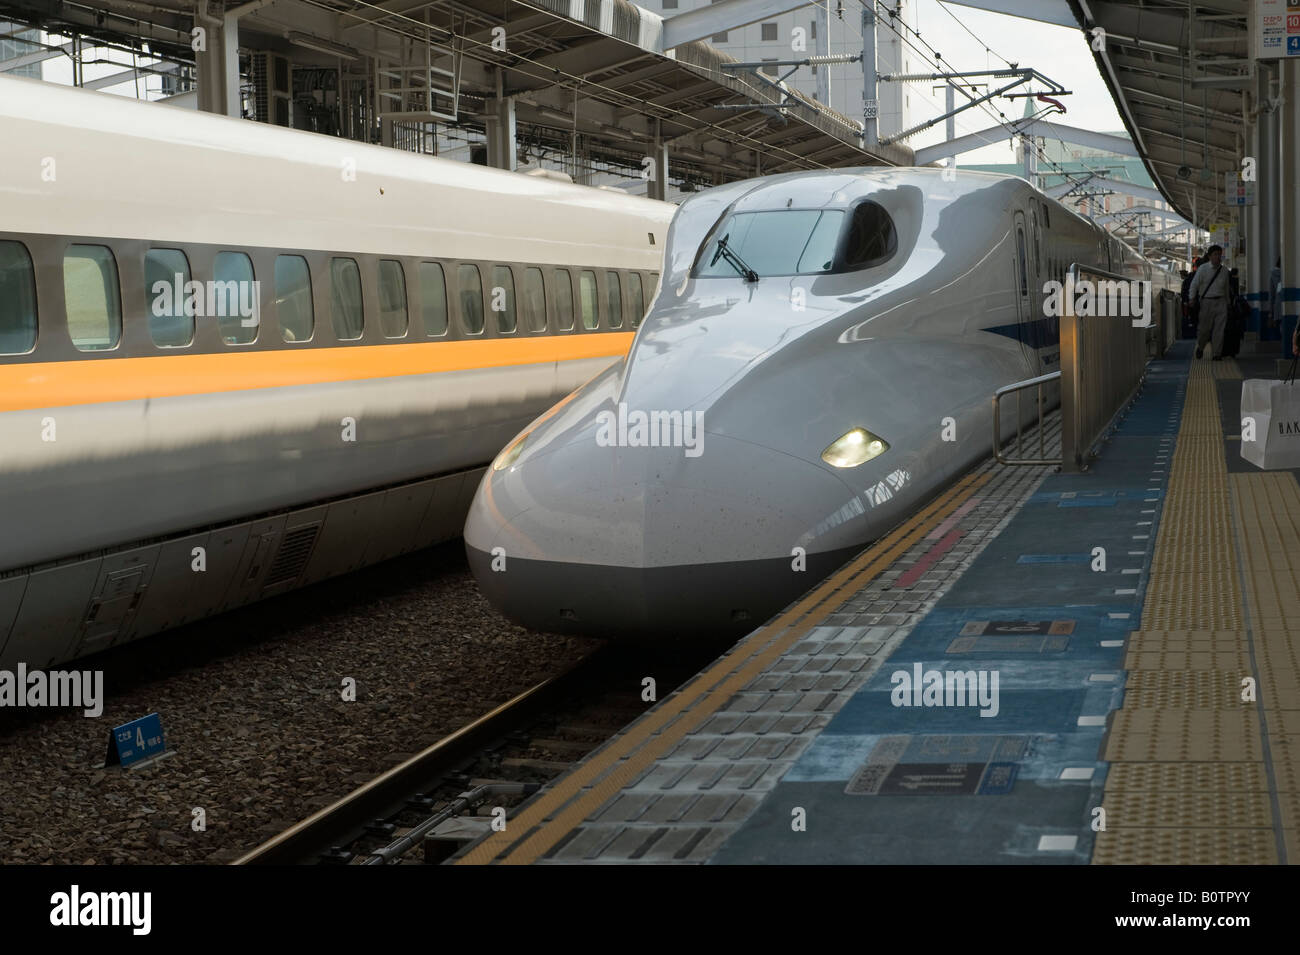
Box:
xmin=1104 ymin=708 xmax=1263 ymax=762
xmin=1100 ymin=790 xmax=1273 ymax=828
xmin=1095 ymin=361 xmax=1280 ymax=864
xmin=1092 ymin=828 xmax=1277 ymax=865
xmin=1120 ymin=670 xmax=1252 ymax=708
xmin=1102 ymin=761 xmax=1268 ymax=792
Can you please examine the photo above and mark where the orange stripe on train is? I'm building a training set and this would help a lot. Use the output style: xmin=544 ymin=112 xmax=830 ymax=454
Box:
xmin=0 ymin=333 xmax=635 ymax=412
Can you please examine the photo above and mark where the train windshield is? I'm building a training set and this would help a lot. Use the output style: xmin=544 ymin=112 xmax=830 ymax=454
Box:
xmin=696 ymin=209 xmax=845 ymax=278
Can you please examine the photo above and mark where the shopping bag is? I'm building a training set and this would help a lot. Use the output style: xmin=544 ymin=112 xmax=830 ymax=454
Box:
xmin=1241 ymin=362 xmax=1300 ymax=469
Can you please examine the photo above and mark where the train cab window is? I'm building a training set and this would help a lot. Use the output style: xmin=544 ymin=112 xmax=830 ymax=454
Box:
xmin=1015 ymin=229 xmax=1029 ymax=298
xmin=840 ymin=200 xmax=897 ymax=270
xmin=628 ymin=272 xmax=646 ymax=328
xmin=275 ymin=255 xmax=314 ymax=343
xmin=378 ymin=259 xmax=409 ymax=338
xmin=0 ymin=240 xmax=37 ymax=354
xmin=458 ymin=264 xmax=485 ymax=335
xmin=420 ymin=262 xmax=448 ymax=336
xmin=522 ymin=267 xmax=547 ymax=332
xmin=330 ymin=257 xmax=364 ymax=341
xmin=492 ymin=265 xmax=517 ymax=334
xmin=64 ymin=244 xmax=122 ymax=351
xmin=579 ymin=270 xmax=599 ymax=329
xmin=144 ymin=248 xmax=194 ymax=348
xmin=650 ymin=271 xmax=660 ymax=297
xmin=214 ymin=251 xmax=258 ymax=345
xmin=696 ymin=210 xmax=843 ymax=277
xmin=554 ymin=269 xmax=575 ymax=331
xmin=605 ymin=271 xmax=623 ymax=329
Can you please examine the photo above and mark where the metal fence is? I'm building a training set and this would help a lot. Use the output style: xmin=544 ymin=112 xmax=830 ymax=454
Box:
xmin=993 ymin=263 xmax=1153 ymax=471
xmin=1060 ymin=263 xmax=1151 ymax=472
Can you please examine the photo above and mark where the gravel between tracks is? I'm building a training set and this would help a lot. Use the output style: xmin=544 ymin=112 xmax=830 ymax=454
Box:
xmin=0 ymin=542 xmax=598 ymax=865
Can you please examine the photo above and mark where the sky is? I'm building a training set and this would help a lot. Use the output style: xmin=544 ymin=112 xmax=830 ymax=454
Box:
xmin=32 ymin=0 xmax=1128 ymax=166
xmin=885 ymin=0 xmax=1126 ymax=163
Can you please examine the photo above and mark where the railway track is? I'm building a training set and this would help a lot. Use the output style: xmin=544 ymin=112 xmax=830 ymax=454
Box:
xmin=235 ymin=641 xmax=725 ymax=865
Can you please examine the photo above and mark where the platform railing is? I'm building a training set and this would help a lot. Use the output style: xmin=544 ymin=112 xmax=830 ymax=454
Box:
xmin=993 ymin=371 xmax=1061 ymax=465
xmin=1059 ymin=263 xmax=1150 ymax=472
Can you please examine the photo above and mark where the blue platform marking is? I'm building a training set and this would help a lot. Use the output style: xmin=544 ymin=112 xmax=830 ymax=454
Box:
xmin=710 ymin=343 xmax=1193 ymax=865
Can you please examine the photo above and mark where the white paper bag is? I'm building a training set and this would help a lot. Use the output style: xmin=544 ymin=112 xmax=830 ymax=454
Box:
xmin=1241 ymin=378 xmax=1300 ymax=469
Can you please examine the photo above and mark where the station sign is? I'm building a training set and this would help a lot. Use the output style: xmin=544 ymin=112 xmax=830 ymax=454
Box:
xmin=1225 ymin=170 xmax=1256 ymax=206
xmin=1255 ymin=0 xmax=1300 ymax=60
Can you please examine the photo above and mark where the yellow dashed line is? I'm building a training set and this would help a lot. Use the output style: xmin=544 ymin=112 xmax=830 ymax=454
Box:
xmin=457 ymin=471 xmax=991 ymax=865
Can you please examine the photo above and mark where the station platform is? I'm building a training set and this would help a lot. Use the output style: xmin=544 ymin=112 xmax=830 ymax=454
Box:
xmin=457 ymin=341 xmax=1300 ymax=865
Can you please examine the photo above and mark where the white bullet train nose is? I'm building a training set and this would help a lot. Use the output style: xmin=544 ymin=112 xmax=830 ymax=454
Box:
xmin=465 ymin=429 xmax=869 ymax=640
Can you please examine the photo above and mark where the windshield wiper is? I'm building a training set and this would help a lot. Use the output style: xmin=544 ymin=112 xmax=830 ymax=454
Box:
xmin=710 ymin=234 xmax=759 ymax=283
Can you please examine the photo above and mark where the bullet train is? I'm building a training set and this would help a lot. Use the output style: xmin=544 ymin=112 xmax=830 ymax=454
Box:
xmin=0 ymin=74 xmax=673 ymax=670
xmin=465 ymin=167 xmax=1179 ymax=640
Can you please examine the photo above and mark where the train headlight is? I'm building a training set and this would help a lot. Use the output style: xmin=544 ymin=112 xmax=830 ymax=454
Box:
xmin=821 ymin=428 xmax=889 ymax=468
xmin=493 ymin=432 xmax=529 ymax=471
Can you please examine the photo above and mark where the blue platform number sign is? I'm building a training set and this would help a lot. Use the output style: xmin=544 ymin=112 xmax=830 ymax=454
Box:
xmin=105 ymin=713 xmax=166 ymax=768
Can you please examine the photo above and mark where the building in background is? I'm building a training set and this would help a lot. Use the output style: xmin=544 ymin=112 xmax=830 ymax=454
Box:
xmin=633 ymin=0 xmax=917 ymax=140
xmin=0 ymin=21 xmax=43 ymax=79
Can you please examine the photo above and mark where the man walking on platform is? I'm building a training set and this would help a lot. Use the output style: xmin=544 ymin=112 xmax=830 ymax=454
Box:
xmin=1189 ymin=244 xmax=1229 ymax=360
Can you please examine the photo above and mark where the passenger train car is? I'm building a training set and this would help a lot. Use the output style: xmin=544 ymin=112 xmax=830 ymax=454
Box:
xmin=0 ymin=74 xmax=673 ymax=669
xmin=466 ymin=167 xmax=1179 ymax=640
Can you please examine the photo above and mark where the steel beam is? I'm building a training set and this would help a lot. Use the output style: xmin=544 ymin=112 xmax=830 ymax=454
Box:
xmin=661 ymin=0 xmax=815 ymax=50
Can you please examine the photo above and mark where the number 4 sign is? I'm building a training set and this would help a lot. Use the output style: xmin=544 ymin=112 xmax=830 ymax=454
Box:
xmin=104 ymin=712 xmax=169 ymax=769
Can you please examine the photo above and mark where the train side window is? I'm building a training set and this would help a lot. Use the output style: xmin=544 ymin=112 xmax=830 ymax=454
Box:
xmin=522 ymin=267 xmax=547 ymax=332
xmin=579 ymin=270 xmax=599 ymax=329
xmin=458 ymin=264 xmax=485 ymax=335
xmin=64 ymin=244 xmax=121 ymax=351
xmin=378 ymin=259 xmax=409 ymax=338
xmin=1030 ymin=208 xmax=1041 ymax=278
xmin=605 ymin=271 xmax=623 ymax=329
xmin=144 ymin=248 xmax=194 ymax=348
xmin=492 ymin=265 xmax=517 ymax=334
xmin=330 ymin=256 xmax=364 ymax=341
xmin=275 ymin=255 xmax=314 ymax=343
xmin=650 ymin=271 xmax=660 ymax=298
xmin=628 ymin=272 xmax=645 ymax=328
xmin=1015 ymin=229 xmax=1028 ymax=298
xmin=420 ymin=262 xmax=448 ymax=336
xmin=214 ymin=251 xmax=258 ymax=345
xmin=0 ymin=240 xmax=38 ymax=354
xmin=840 ymin=200 xmax=897 ymax=269
xmin=554 ymin=268 xmax=575 ymax=331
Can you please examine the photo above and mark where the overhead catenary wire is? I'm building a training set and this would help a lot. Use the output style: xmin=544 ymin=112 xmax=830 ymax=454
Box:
xmin=862 ymin=0 xmax=1097 ymax=195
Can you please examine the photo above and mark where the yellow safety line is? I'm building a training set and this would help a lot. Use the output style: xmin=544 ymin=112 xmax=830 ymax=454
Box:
xmin=457 ymin=470 xmax=991 ymax=865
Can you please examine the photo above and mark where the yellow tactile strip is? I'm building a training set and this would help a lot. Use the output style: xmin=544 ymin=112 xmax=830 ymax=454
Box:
xmin=1233 ymin=474 xmax=1300 ymax=631
xmin=457 ymin=472 xmax=991 ymax=865
xmin=1096 ymin=359 xmax=1282 ymax=864
xmin=1093 ymin=828 xmax=1277 ymax=865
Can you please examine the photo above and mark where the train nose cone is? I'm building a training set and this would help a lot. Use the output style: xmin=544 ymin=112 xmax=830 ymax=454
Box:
xmin=465 ymin=431 xmax=867 ymax=641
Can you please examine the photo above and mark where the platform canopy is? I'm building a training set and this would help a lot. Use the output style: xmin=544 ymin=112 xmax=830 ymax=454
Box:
xmin=0 ymin=0 xmax=912 ymax=188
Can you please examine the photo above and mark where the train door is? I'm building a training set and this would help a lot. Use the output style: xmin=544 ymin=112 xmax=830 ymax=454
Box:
xmin=1011 ymin=210 xmax=1036 ymax=372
